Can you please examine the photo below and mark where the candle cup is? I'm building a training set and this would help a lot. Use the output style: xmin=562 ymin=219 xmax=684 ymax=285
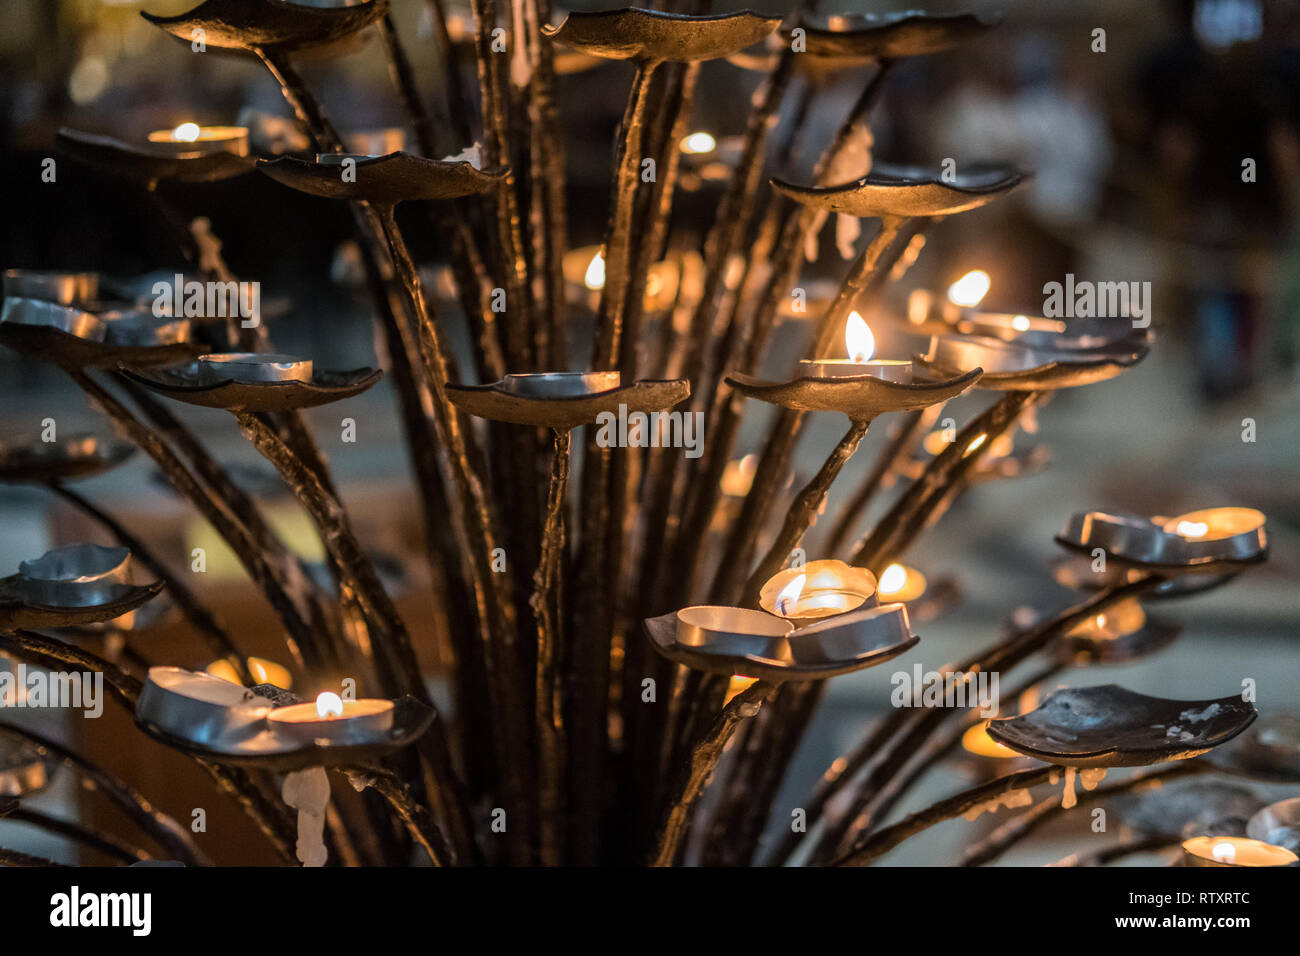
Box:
xmin=759 ymin=560 xmax=878 ymax=623
xmin=266 ymin=698 xmax=395 ymax=745
xmin=147 ymin=125 xmax=250 ymax=157
xmin=101 ymin=307 xmax=192 ymax=347
xmin=1057 ymin=508 xmax=1267 ymax=571
xmin=501 ymin=371 xmax=621 ymax=398
xmin=1181 ymin=835 xmax=1298 ymax=867
xmin=2 ymin=270 xmax=98 ymax=306
xmin=673 ymin=605 xmax=791 ymax=660
xmin=17 ymin=543 xmax=133 ymax=608
xmin=1159 ymin=508 xmax=1267 ymax=564
xmin=799 ymin=358 xmax=913 ymax=383
xmin=137 ymin=667 xmax=273 ymax=748
xmin=1 ymin=297 xmax=106 ymax=342
xmin=790 ymin=602 xmax=914 ymax=666
xmin=197 ymin=353 xmax=313 ymax=384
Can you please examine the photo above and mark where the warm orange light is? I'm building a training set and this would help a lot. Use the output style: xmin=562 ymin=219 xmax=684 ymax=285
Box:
xmin=961 ymin=722 xmax=1019 ymax=759
xmin=720 ymin=454 xmax=758 ymax=497
xmin=947 ymin=270 xmax=991 ymax=308
xmin=963 ymin=434 xmax=988 ymax=457
xmin=680 ymin=131 xmax=717 ymax=154
xmin=1011 ymin=315 xmax=1031 ymax=332
xmin=1174 ymin=520 xmax=1209 ymax=539
xmin=845 ymin=311 xmax=874 ymax=363
xmin=584 ymin=252 xmax=606 ymax=291
xmin=723 ymin=675 xmax=759 ymax=704
xmin=315 ymin=691 xmax=344 ymax=719
xmin=172 ymin=122 xmax=201 ymax=143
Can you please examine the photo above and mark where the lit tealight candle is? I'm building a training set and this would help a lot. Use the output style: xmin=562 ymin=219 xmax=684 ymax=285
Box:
xmin=961 ymin=721 xmax=1020 ymax=760
xmin=719 ymin=454 xmax=758 ymax=497
xmin=147 ymin=123 xmax=250 ymax=157
xmin=1182 ymin=835 xmax=1298 ymax=867
xmin=1161 ymin=508 xmax=1265 ymax=541
xmin=800 ymin=312 xmax=911 ymax=383
xmin=877 ymin=563 xmax=927 ymax=603
xmin=1065 ymin=598 xmax=1146 ymax=641
xmin=266 ymin=691 xmax=394 ymax=745
xmin=760 ymin=560 xmax=877 ymax=623
xmin=679 ymin=131 xmax=717 ymax=155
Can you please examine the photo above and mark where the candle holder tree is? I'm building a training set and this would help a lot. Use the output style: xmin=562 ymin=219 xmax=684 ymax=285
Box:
xmin=0 ymin=0 xmax=1291 ymax=869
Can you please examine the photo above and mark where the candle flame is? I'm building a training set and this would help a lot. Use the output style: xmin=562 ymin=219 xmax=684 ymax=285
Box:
xmin=1011 ymin=315 xmax=1030 ymax=331
xmin=680 ymin=131 xmax=717 ymax=154
xmin=1175 ymin=520 xmax=1209 ymax=538
xmin=845 ymin=311 xmax=874 ymax=363
xmin=775 ymin=573 xmax=806 ymax=616
xmin=963 ymin=433 xmax=988 ymax=457
xmin=1211 ymin=841 xmax=1237 ymax=864
xmin=878 ymin=563 xmax=907 ymax=595
xmin=172 ymin=122 xmax=202 ymax=143
xmin=584 ymin=251 xmax=606 ymax=290
xmin=947 ymin=269 xmax=991 ymax=307
xmin=315 ymin=691 xmax=344 ymax=719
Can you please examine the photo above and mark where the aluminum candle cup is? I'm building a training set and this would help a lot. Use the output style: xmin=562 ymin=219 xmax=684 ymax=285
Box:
xmin=101 ymin=307 xmax=191 ymax=347
xmin=760 ymin=560 xmax=878 ymax=623
xmin=791 ymin=603 xmax=912 ymax=665
xmin=799 ymin=359 xmax=913 ymax=382
xmin=1181 ymin=835 xmax=1298 ymax=867
xmin=197 ymin=353 xmax=313 ymax=384
xmin=146 ymin=124 xmax=250 ymax=157
xmin=137 ymin=667 xmax=272 ymax=747
xmin=2 ymin=270 xmax=98 ymax=306
xmin=0 ymin=298 xmax=106 ymax=341
xmin=17 ymin=543 xmax=132 ymax=607
xmin=1160 ymin=508 xmax=1267 ymax=563
xmin=674 ymin=606 xmax=792 ymax=659
xmin=266 ymin=693 xmax=395 ymax=745
xmin=500 ymin=371 xmax=621 ymax=398
xmin=1059 ymin=509 xmax=1267 ymax=567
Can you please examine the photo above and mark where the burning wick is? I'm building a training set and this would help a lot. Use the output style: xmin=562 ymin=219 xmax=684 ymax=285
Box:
xmin=1175 ymin=520 xmax=1210 ymax=539
xmin=775 ymin=573 xmax=806 ymax=616
xmin=946 ymin=269 xmax=991 ymax=308
xmin=1211 ymin=841 xmax=1237 ymax=864
xmin=584 ymin=252 xmax=606 ymax=291
xmin=878 ymin=563 xmax=907 ymax=595
xmin=172 ymin=122 xmax=201 ymax=143
xmin=845 ymin=311 xmax=873 ymax=363
xmin=680 ymin=131 xmax=716 ymax=154
xmin=315 ymin=691 xmax=344 ymax=720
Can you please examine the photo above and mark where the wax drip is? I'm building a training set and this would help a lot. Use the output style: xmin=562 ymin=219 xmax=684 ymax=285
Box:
xmin=1061 ymin=765 xmax=1078 ymax=809
xmin=282 ymin=767 xmax=331 ymax=867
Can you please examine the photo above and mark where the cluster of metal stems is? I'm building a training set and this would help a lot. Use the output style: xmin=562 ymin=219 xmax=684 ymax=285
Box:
xmin=0 ymin=1 xmax=1196 ymax=868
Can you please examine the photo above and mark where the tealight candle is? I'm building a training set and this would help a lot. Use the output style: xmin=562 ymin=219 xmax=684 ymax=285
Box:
xmin=760 ymin=560 xmax=877 ymax=623
xmin=266 ymin=691 xmax=394 ymax=744
xmin=1065 ymin=598 xmax=1146 ymax=641
xmin=500 ymin=371 xmax=620 ymax=398
xmin=877 ymin=563 xmax=927 ymax=603
xmin=147 ymin=123 xmax=250 ymax=157
xmin=1162 ymin=507 xmax=1265 ymax=541
xmin=1182 ymin=835 xmax=1298 ymax=867
xmin=800 ymin=312 xmax=911 ymax=382
xmin=961 ymin=721 xmax=1020 ymax=759
xmin=719 ymin=454 xmax=758 ymax=497
xmin=18 ymin=543 xmax=133 ymax=607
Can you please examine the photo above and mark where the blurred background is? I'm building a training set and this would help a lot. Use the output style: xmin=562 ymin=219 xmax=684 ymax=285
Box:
xmin=0 ymin=0 xmax=1297 ymax=865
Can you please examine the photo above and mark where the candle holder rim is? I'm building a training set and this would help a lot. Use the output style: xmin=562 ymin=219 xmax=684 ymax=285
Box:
xmin=986 ymin=683 xmax=1258 ymax=769
xmin=140 ymin=0 xmax=390 ymax=53
xmin=912 ymin=348 xmax=1144 ymax=391
xmin=770 ymin=161 xmax=1025 ymax=217
xmin=118 ymin=360 xmax=382 ymax=412
xmin=0 ymin=574 xmax=163 ymax=630
xmin=781 ymin=10 xmax=1001 ymax=61
xmin=257 ymin=152 xmax=508 ymax=204
xmin=541 ymin=7 xmax=782 ymax=63
xmin=724 ymin=366 xmax=981 ymax=419
xmin=0 ymin=433 xmax=135 ymax=484
xmin=55 ymin=127 xmax=256 ymax=185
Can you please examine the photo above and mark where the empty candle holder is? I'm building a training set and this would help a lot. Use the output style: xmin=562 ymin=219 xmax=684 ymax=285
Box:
xmin=917 ymin=332 xmax=1149 ymax=390
xmin=446 ymin=373 xmax=689 ymax=430
xmin=987 ymin=684 xmax=1257 ymax=768
xmin=0 ymin=433 xmax=134 ymax=485
xmin=772 ymin=161 xmax=1024 ymax=220
xmin=0 ymin=544 xmax=163 ymax=630
xmin=119 ymin=354 xmax=380 ymax=412
xmin=142 ymin=0 xmax=386 ymax=53
xmin=1206 ymin=713 xmax=1300 ymax=783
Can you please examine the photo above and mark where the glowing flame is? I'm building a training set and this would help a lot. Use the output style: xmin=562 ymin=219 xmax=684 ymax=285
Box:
xmin=845 ymin=311 xmax=874 ymax=363
xmin=172 ymin=122 xmax=202 ymax=143
xmin=680 ymin=131 xmax=717 ymax=154
xmin=963 ymin=433 xmax=988 ymax=458
xmin=315 ymin=691 xmax=344 ymax=719
xmin=878 ymin=563 xmax=907 ymax=595
xmin=947 ymin=269 xmax=991 ymax=308
xmin=584 ymin=252 xmax=606 ymax=291
xmin=1211 ymin=841 xmax=1237 ymax=864
xmin=1011 ymin=315 xmax=1030 ymax=332
xmin=1175 ymin=520 xmax=1209 ymax=539
xmin=775 ymin=573 xmax=806 ymax=616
